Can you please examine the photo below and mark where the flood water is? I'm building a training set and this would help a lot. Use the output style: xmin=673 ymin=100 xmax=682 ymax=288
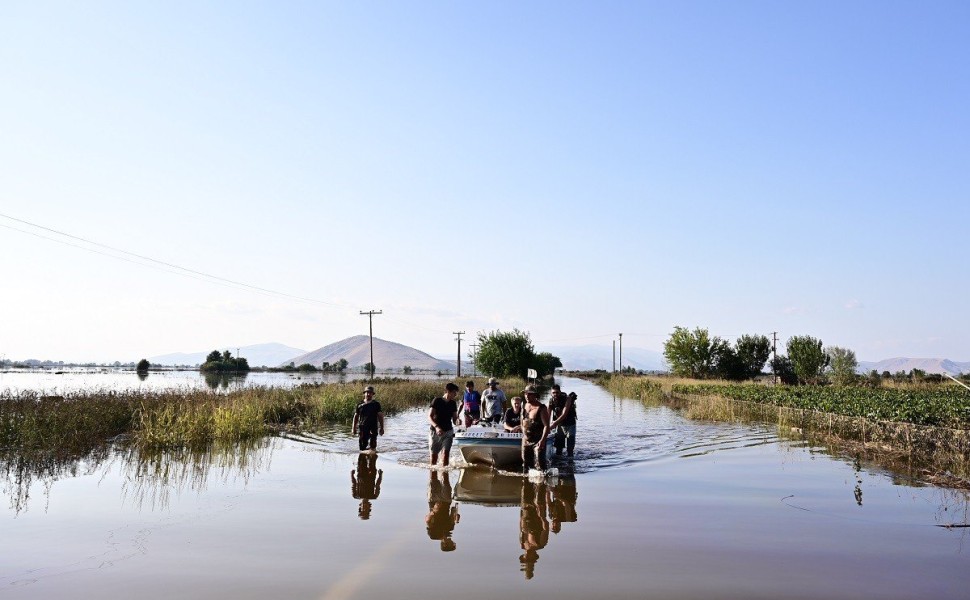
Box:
xmin=0 ymin=369 xmax=434 ymax=395
xmin=3 ymin=377 xmax=970 ymax=599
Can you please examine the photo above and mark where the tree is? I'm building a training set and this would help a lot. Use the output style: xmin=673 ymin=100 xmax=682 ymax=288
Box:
xmin=826 ymin=346 xmax=858 ymax=386
xmin=402 ymin=365 xmax=413 ymax=375
xmin=663 ymin=326 xmax=723 ymax=379
xmin=735 ymin=335 xmax=771 ymax=379
xmin=363 ymin=362 xmax=375 ymax=376
xmin=136 ymin=358 xmax=150 ymax=373
xmin=534 ymin=352 xmax=563 ymax=379
xmin=771 ymin=356 xmax=798 ymax=385
xmin=714 ymin=343 xmax=745 ymax=380
xmin=206 ymin=350 xmax=222 ymax=364
xmin=475 ymin=329 xmax=537 ymax=379
xmin=786 ymin=336 xmax=829 ymax=384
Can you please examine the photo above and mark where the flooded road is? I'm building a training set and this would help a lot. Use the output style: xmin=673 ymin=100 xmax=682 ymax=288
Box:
xmin=3 ymin=377 xmax=969 ymax=599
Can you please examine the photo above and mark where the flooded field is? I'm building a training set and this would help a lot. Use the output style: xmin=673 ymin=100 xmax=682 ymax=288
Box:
xmin=3 ymin=377 xmax=970 ymax=599
xmin=0 ymin=369 xmax=435 ymax=395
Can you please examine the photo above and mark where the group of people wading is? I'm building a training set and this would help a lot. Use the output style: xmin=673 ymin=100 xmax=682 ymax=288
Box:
xmin=352 ymin=379 xmax=577 ymax=473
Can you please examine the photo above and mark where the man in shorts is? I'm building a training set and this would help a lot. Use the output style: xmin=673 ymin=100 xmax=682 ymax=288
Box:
xmin=352 ymin=385 xmax=384 ymax=451
xmin=428 ymin=382 xmax=460 ymax=466
xmin=461 ymin=380 xmax=481 ymax=427
xmin=521 ymin=385 xmax=550 ymax=472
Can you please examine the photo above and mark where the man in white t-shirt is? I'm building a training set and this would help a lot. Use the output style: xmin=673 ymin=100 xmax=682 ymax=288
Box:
xmin=481 ymin=377 xmax=507 ymax=425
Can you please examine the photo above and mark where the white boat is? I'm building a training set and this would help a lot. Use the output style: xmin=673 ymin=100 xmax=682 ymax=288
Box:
xmin=454 ymin=424 xmax=554 ymax=468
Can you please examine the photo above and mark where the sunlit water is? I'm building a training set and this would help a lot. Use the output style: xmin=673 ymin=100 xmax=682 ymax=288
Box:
xmin=3 ymin=377 xmax=969 ymax=599
xmin=0 ymin=369 xmax=437 ymax=395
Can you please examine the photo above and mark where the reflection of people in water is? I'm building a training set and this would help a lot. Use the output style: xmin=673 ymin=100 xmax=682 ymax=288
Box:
xmin=425 ymin=471 xmax=460 ymax=551
xmin=350 ymin=453 xmax=383 ymax=520
xmin=519 ymin=480 xmax=550 ymax=579
xmin=548 ymin=475 xmax=578 ymax=534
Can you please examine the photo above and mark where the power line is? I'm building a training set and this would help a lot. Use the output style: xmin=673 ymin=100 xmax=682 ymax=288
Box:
xmin=0 ymin=212 xmax=351 ymax=309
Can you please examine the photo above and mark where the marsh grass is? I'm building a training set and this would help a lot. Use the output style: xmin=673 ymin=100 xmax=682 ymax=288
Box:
xmin=0 ymin=378 xmax=469 ymax=455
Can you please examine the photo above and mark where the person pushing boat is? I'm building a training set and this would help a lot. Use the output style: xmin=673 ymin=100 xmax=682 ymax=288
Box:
xmin=521 ymin=385 xmax=550 ymax=473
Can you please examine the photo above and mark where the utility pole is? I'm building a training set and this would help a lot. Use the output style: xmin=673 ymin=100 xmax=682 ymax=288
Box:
xmin=612 ymin=340 xmax=616 ymax=373
xmin=618 ymin=333 xmax=623 ymax=374
xmin=454 ymin=331 xmax=465 ymax=378
xmin=360 ymin=309 xmax=382 ymax=379
xmin=470 ymin=343 xmax=478 ymax=377
xmin=771 ymin=331 xmax=778 ymax=385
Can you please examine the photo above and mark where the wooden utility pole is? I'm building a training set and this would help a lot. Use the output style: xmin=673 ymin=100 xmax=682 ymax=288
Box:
xmin=771 ymin=331 xmax=778 ymax=385
xmin=360 ymin=309 xmax=382 ymax=379
xmin=454 ymin=331 xmax=465 ymax=378
xmin=618 ymin=332 xmax=623 ymax=374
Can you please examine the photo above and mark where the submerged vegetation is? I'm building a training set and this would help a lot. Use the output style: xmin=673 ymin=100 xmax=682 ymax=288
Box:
xmin=598 ymin=374 xmax=970 ymax=482
xmin=0 ymin=379 xmax=450 ymax=456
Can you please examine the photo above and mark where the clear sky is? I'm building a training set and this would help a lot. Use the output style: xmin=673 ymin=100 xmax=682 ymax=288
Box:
xmin=1 ymin=1 xmax=968 ymax=363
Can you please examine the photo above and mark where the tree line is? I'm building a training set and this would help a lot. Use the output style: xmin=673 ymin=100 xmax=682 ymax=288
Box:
xmin=662 ymin=327 xmax=860 ymax=385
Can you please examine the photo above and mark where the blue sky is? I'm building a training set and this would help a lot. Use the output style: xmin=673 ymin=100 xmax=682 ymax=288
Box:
xmin=1 ymin=1 xmax=967 ymax=362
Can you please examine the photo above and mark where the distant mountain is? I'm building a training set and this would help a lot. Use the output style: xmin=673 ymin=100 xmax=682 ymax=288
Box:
xmin=856 ymin=357 xmax=970 ymax=376
xmin=284 ymin=335 xmax=456 ymax=371
xmin=150 ymin=342 xmax=307 ymax=367
xmin=541 ymin=344 xmax=667 ymax=372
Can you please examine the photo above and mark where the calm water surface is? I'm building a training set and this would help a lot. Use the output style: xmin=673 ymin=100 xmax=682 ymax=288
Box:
xmin=3 ymin=377 xmax=969 ymax=599
xmin=0 ymin=369 xmax=434 ymax=394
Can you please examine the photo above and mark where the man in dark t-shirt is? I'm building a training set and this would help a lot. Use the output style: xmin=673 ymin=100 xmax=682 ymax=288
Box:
xmin=428 ymin=382 xmax=460 ymax=466
xmin=352 ymin=385 xmax=385 ymax=451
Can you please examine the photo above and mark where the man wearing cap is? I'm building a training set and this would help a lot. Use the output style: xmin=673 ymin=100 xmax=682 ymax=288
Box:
xmin=428 ymin=382 xmax=461 ymax=466
xmin=521 ymin=385 xmax=550 ymax=472
xmin=481 ymin=377 xmax=508 ymax=426
xmin=352 ymin=385 xmax=385 ymax=452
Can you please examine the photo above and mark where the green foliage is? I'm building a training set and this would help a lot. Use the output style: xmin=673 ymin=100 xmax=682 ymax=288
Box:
xmin=136 ymin=359 xmax=150 ymax=373
xmin=320 ymin=358 xmax=348 ymax=373
xmin=663 ymin=326 xmax=723 ymax=379
xmin=670 ymin=382 xmax=970 ymax=428
xmin=297 ymin=363 xmax=318 ymax=372
xmin=827 ymin=346 xmax=858 ymax=386
xmin=200 ymin=350 xmax=250 ymax=373
xmin=534 ymin=352 xmax=563 ymax=378
xmin=402 ymin=365 xmax=413 ymax=374
xmin=476 ymin=329 xmax=534 ymax=379
xmin=735 ymin=335 xmax=771 ymax=379
xmin=363 ymin=362 xmax=375 ymax=376
xmin=772 ymin=356 xmax=798 ymax=385
xmin=786 ymin=336 xmax=829 ymax=384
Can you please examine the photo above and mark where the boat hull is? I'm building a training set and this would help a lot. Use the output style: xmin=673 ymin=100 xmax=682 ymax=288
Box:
xmin=454 ymin=429 xmax=552 ymax=468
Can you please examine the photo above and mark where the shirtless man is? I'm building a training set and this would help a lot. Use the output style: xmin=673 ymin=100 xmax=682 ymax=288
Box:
xmin=520 ymin=385 xmax=550 ymax=472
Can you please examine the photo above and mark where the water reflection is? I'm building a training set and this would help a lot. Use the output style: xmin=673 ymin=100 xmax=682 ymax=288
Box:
xmin=137 ymin=371 xmax=149 ymax=382
xmin=350 ymin=453 xmax=383 ymax=520
xmin=453 ymin=468 xmax=579 ymax=579
xmin=1 ymin=447 xmax=111 ymax=514
xmin=119 ymin=440 xmax=272 ymax=511
xmin=426 ymin=471 xmax=460 ymax=551
xmin=203 ymin=371 xmax=249 ymax=390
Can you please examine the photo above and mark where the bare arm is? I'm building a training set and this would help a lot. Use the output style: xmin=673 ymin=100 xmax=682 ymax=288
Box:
xmin=378 ymin=411 xmax=385 ymax=434
xmin=551 ymin=398 xmax=572 ymax=429
xmin=539 ymin=405 xmax=550 ymax=444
